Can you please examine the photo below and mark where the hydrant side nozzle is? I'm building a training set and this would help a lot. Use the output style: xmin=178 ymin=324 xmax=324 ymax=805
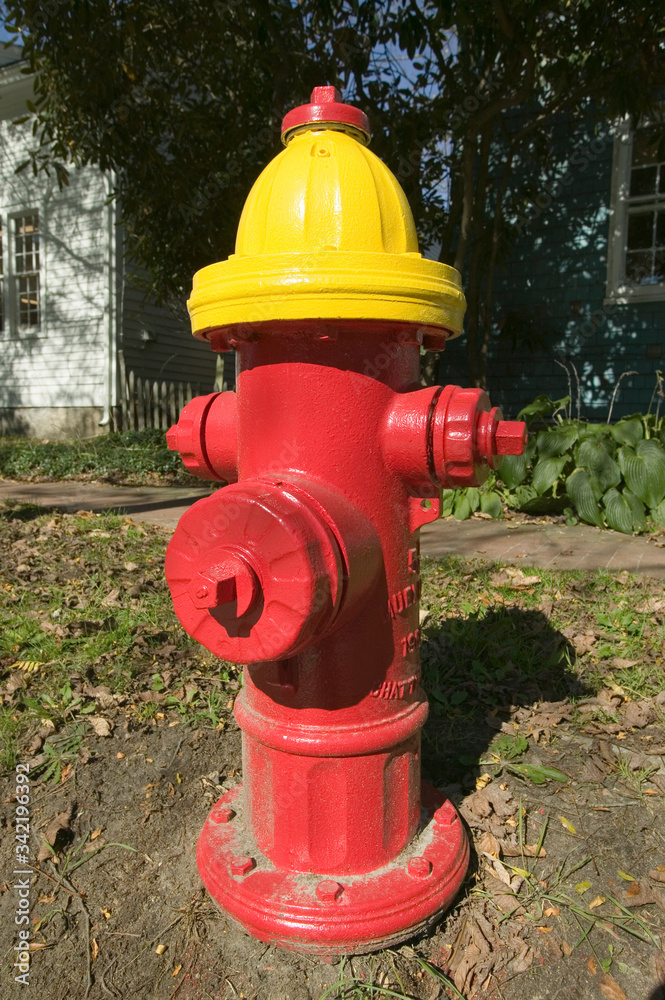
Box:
xmin=430 ymin=387 xmax=528 ymax=488
xmin=165 ymin=391 xmax=238 ymax=483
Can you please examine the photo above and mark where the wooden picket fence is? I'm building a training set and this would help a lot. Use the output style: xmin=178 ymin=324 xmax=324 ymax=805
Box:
xmin=116 ymin=361 xmax=215 ymax=432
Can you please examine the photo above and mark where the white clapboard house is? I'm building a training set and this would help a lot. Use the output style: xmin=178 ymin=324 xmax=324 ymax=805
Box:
xmin=0 ymin=45 xmax=217 ymax=438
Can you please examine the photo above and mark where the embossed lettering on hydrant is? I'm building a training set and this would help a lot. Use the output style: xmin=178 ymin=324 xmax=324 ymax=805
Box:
xmin=371 ymin=671 xmax=420 ymax=699
xmin=388 ymin=580 xmax=421 ymax=619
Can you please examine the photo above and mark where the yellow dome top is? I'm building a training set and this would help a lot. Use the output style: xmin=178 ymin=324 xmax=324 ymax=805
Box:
xmin=187 ymin=122 xmax=465 ymax=342
xmin=235 ymin=129 xmax=418 ymax=257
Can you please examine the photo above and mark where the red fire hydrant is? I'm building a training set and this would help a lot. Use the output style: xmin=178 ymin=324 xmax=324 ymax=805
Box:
xmin=165 ymin=87 xmax=526 ymax=955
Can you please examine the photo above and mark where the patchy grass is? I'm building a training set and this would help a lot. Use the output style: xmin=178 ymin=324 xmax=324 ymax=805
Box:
xmin=0 ymin=430 xmax=200 ymax=486
xmin=419 ymin=557 xmax=665 ymax=714
xmin=0 ymin=504 xmax=238 ymax=770
xmin=1 ymin=506 xmax=664 ymax=775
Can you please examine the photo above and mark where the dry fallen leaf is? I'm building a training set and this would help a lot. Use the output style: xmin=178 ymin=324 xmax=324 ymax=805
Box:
xmin=155 ymin=944 xmax=166 ymax=956
xmin=500 ymin=841 xmax=547 ymax=858
xmin=599 ymin=972 xmax=628 ymax=1000
xmin=37 ymin=807 xmax=74 ymax=862
xmin=622 ymin=700 xmax=656 ymax=729
xmin=91 ymin=939 xmax=99 ymax=961
xmin=559 ymin=816 xmax=577 ymax=834
xmin=649 ymin=869 xmax=665 ymax=884
xmin=588 ymin=956 xmax=598 ymax=975
xmin=544 ymin=906 xmax=560 ymax=917
xmin=89 ymin=716 xmax=113 ymax=738
xmin=478 ymin=832 xmax=501 ymax=858
xmin=620 ymin=882 xmax=655 ymax=907
xmin=90 ymin=829 xmax=102 ymax=841
xmin=589 ymin=896 xmax=605 ymax=909
xmin=172 ymin=965 xmax=182 ymax=977
xmin=562 ymin=940 xmax=571 ymax=956
xmin=610 ymin=656 xmax=640 ymax=669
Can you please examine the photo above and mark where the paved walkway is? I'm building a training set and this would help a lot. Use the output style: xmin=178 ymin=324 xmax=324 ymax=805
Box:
xmin=1 ymin=479 xmax=664 ymax=577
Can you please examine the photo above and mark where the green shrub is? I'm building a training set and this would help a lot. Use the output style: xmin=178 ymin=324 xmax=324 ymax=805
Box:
xmin=442 ymin=394 xmax=665 ymax=534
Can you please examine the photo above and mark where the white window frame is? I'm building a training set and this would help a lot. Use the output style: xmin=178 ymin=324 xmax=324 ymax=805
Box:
xmin=5 ymin=209 xmax=43 ymax=337
xmin=605 ymin=116 xmax=665 ymax=305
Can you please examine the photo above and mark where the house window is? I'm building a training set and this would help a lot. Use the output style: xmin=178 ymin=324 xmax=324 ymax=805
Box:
xmin=606 ymin=120 xmax=665 ymax=303
xmin=14 ymin=213 xmax=41 ymax=330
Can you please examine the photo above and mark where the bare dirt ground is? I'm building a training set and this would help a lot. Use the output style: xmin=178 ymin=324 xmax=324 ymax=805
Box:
xmin=2 ymin=697 xmax=665 ymax=1000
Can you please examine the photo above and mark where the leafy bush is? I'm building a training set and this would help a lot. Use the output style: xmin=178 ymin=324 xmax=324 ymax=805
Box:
xmin=442 ymin=394 xmax=665 ymax=534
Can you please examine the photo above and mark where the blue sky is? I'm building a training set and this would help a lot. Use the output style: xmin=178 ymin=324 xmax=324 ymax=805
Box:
xmin=0 ymin=2 xmax=15 ymax=44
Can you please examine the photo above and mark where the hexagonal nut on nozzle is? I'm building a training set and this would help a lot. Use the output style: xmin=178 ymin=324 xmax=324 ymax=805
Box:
xmin=188 ymin=552 xmax=259 ymax=619
xmin=495 ymin=420 xmax=527 ymax=456
xmin=189 ymin=572 xmax=237 ymax=611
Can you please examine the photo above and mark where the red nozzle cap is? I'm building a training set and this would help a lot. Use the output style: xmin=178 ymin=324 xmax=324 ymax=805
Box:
xmin=281 ymin=85 xmax=371 ymax=146
xmin=495 ymin=421 xmax=528 ymax=456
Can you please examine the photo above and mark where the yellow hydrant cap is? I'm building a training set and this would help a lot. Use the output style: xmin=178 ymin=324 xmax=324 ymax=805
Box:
xmin=188 ymin=88 xmax=465 ymax=343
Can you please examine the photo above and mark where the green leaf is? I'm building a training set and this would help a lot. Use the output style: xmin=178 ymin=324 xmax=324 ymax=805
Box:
xmin=513 ymin=484 xmax=538 ymax=507
xmin=576 ymin=439 xmax=621 ymax=490
xmin=566 ymin=469 xmax=603 ymax=526
xmin=623 ymin=489 xmax=648 ymax=533
xmin=498 ymin=452 xmax=528 ymax=489
xmin=610 ymin=417 xmax=645 ymax=446
xmin=521 ymin=494 xmax=570 ymax=514
xmin=602 ymin=488 xmax=635 ymax=534
xmin=466 ymin=487 xmax=480 ymax=513
xmin=618 ymin=441 xmax=665 ymax=508
xmin=536 ymin=425 xmax=579 ymax=458
xmin=480 ymin=490 xmax=503 ymax=518
xmin=452 ymin=494 xmax=472 ymax=520
xmin=440 ymin=490 xmax=455 ymax=517
xmin=450 ymin=690 xmax=468 ymax=705
xmin=517 ymin=394 xmax=557 ymax=424
xmin=493 ymin=734 xmax=528 ymax=759
xmin=532 ymin=455 xmax=569 ymax=494
xmin=651 ymin=497 xmax=665 ymax=527
xmin=508 ymin=763 xmax=568 ymax=784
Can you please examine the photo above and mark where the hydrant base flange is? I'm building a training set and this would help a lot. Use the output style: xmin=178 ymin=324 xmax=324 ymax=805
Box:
xmin=197 ymin=782 xmax=469 ymax=956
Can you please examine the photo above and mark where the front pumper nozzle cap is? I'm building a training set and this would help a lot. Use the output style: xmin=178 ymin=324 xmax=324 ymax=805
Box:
xmin=281 ymin=85 xmax=371 ymax=146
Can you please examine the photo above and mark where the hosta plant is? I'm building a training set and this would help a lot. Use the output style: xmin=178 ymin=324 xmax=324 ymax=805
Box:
xmin=441 ymin=394 xmax=665 ymax=534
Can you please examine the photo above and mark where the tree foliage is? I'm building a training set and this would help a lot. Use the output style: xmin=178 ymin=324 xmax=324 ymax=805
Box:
xmin=4 ymin=1 xmax=665 ymax=380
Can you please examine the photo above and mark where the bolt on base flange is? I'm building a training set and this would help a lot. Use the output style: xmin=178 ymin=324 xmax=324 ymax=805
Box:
xmin=197 ymin=782 xmax=469 ymax=956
